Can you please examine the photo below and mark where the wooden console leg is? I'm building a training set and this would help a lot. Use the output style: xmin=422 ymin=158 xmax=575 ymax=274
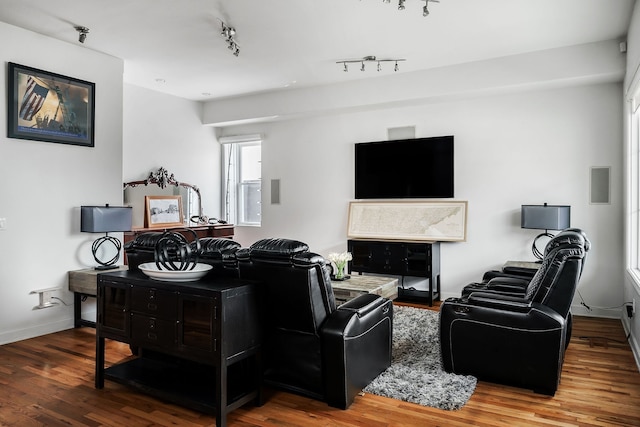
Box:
xmin=74 ymin=292 xmax=82 ymax=328
xmin=95 ymin=336 xmax=105 ymax=389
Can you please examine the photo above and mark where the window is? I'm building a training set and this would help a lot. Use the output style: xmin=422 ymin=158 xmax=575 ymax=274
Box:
xmin=221 ymin=135 xmax=262 ymax=226
xmin=627 ymin=78 xmax=640 ymax=279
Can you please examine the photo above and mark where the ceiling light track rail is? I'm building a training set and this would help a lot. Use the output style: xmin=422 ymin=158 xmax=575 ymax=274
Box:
xmin=336 ymin=56 xmax=406 ymax=72
xmin=219 ymin=20 xmax=240 ymax=57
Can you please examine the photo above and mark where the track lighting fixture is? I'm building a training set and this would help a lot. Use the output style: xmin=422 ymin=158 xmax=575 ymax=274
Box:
xmin=75 ymin=26 xmax=89 ymax=43
xmin=336 ymin=56 xmax=406 ymax=72
xmin=219 ymin=20 xmax=240 ymax=56
xmin=383 ymin=0 xmax=439 ymax=17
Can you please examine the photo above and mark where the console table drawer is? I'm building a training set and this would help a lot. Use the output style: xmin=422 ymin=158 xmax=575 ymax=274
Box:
xmin=131 ymin=314 xmax=176 ymax=347
xmin=131 ymin=287 xmax=177 ymax=318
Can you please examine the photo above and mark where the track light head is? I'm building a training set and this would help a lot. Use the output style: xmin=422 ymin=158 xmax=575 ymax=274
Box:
xmin=383 ymin=0 xmax=439 ymax=17
xmin=75 ymin=26 xmax=89 ymax=43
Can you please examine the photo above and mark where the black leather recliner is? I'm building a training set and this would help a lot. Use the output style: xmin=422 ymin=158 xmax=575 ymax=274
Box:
xmin=440 ymin=229 xmax=588 ymax=395
xmin=461 ymin=228 xmax=590 ymax=348
xmin=235 ymin=238 xmax=393 ymax=409
xmin=477 ymin=228 xmax=590 ymax=286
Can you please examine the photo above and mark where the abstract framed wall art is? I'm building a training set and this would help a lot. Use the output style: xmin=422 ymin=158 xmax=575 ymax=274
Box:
xmin=7 ymin=62 xmax=95 ymax=147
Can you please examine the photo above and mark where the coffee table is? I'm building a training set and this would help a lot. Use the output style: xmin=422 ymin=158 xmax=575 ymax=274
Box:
xmin=332 ymin=274 xmax=398 ymax=305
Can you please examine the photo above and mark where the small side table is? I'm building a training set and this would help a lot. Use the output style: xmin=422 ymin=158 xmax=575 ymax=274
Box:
xmin=331 ymin=274 xmax=399 ymax=305
xmin=68 ymin=266 xmax=128 ymax=328
xmin=502 ymin=260 xmax=541 ymax=276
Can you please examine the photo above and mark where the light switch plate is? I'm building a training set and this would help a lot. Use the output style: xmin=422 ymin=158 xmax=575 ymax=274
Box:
xmin=0 ymin=218 xmax=6 ymax=230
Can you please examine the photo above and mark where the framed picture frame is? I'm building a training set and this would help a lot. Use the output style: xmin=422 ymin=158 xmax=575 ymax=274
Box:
xmin=347 ymin=200 xmax=468 ymax=242
xmin=7 ymin=62 xmax=95 ymax=147
xmin=144 ymin=195 xmax=184 ymax=228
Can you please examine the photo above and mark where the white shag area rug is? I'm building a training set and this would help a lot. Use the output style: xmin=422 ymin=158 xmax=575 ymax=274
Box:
xmin=363 ymin=305 xmax=477 ymax=410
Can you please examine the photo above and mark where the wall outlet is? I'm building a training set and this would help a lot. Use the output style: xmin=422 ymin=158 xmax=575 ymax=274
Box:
xmin=30 ymin=287 xmax=60 ymax=309
xmin=627 ymin=298 xmax=636 ymax=318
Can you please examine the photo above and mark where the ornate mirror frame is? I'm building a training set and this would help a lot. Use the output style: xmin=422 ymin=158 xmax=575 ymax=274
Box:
xmin=124 ymin=167 xmax=203 ymax=228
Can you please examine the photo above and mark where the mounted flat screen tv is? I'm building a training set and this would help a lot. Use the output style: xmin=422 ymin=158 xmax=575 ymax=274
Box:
xmin=355 ymin=135 xmax=454 ymax=199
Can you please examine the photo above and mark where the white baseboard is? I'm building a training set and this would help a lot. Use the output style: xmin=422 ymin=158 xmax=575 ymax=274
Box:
xmin=571 ymin=303 xmax=623 ymax=319
xmin=0 ymin=318 xmax=74 ymax=346
xmin=622 ymin=315 xmax=640 ymax=372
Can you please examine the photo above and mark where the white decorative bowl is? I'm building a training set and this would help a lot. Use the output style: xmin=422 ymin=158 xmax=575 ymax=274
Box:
xmin=138 ymin=263 xmax=213 ymax=282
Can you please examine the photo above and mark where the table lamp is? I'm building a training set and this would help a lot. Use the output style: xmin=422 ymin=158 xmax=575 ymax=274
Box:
xmin=521 ymin=203 xmax=570 ymax=260
xmin=81 ymin=204 xmax=132 ymax=270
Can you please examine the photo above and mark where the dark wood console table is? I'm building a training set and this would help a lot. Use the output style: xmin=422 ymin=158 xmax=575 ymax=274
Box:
xmin=95 ymin=270 xmax=261 ymax=427
xmin=347 ymin=239 xmax=441 ymax=306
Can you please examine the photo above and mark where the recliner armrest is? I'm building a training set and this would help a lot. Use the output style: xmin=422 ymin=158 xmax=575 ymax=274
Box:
xmin=486 ymin=276 xmax=529 ymax=288
xmin=321 ymin=293 xmax=392 ymax=409
xmin=336 ymin=293 xmax=390 ymax=318
xmin=467 ymin=292 xmax=532 ymax=312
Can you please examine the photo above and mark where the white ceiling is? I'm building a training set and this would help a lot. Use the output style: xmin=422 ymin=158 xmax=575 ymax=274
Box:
xmin=0 ymin=0 xmax=635 ymax=101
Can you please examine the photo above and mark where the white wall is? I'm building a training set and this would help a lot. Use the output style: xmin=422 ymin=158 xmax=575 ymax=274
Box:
xmin=225 ymin=82 xmax=623 ymax=316
xmin=0 ymin=22 xmax=124 ymax=344
xmin=122 ymin=84 xmax=221 ymax=220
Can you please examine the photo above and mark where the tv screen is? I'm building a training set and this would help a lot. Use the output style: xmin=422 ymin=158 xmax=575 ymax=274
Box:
xmin=355 ymin=135 xmax=454 ymax=199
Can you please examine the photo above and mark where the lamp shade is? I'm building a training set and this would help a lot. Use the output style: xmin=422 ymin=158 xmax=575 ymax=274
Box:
xmin=81 ymin=205 xmax=132 ymax=233
xmin=521 ymin=204 xmax=570 ymax=231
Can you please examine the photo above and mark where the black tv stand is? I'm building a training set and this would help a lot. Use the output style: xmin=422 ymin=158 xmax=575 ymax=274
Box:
xmin=347 ymin=239 xmax=441 ymax=306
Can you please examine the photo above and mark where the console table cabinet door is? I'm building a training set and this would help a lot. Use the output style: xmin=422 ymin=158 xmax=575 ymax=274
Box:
xmin=349 ymin=241 xmax=406 ymax=275
xmin=131 ymin=313 xmax=177 ymax=349
xmin=405 ymin=243 xmax=431 ymax=276
xmin=97 ymin=281 xmax=130 ymax=339
xmin=178 ymin=294 xmax=218 ymax=358
xmin=131 ymin=287 xmax=177 ymax=319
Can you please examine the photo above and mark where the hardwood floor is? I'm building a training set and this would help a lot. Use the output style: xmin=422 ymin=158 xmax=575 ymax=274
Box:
xmin=1 ymin=304 xmax=639 ymax=426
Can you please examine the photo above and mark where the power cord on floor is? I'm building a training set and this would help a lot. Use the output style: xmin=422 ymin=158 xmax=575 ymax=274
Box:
xmin=400 ymin=276 xmax=416 ymax=290
xmin=577 ymin=290 xmax=633 ymax=313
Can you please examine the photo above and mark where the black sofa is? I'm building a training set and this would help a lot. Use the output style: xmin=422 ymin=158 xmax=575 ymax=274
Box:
xmin=123 ymin=231 xmax=241 ymax=277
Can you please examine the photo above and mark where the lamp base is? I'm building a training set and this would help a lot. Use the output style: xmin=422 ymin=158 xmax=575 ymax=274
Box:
xmin=94 ymin=265 xmax=120 ymax=271
xmin=532 ymin=232 xmax=555 ymax=260
xmin=92 ymin=235 xmax=123 ymax=270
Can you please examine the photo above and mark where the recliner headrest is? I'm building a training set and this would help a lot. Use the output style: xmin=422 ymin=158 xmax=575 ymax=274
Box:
xmin=124 ymin=232 xmax=164 ymax=250
xmin=544 ymin=229 xmax=587 ymax=255
xmin=194 ymin=237 xmax=241 ymax=259
xmin=292 ymin=252 xmax=326 ymax=268
xmin=247 ymin=238 xmax=309 ymax=260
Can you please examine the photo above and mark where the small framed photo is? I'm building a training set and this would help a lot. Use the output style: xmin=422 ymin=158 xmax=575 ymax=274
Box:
xmin=144 ymin=195 xmax=184 ymax=228
xmin=7 ymin=62 xmax=95 ymax=147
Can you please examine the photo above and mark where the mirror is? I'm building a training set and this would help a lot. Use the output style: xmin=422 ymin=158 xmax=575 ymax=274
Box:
xmin=124 ymin=167 xmax=203 ymax=229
